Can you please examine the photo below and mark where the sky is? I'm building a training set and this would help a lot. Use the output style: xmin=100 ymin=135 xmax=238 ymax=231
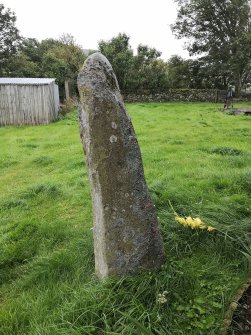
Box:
xmin=1 ymin=0 xmax=190 ymax=61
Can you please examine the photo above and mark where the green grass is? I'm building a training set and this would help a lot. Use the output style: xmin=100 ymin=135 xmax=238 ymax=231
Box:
xmin=0 ymin=102 xmax=251 ymax=334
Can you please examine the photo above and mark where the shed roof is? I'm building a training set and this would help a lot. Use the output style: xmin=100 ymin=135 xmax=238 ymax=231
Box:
xmin=0 ymin=78 xmax=55 ymax=85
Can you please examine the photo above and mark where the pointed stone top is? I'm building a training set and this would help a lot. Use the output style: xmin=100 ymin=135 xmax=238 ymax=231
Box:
xmin=77 ymin=52 xmax=120 ymax=95
xmin=85 ymin=52 xmax=111 ymax=67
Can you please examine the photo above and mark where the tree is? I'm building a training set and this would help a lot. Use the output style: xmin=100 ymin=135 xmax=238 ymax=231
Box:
xmin=98 ymin=34 xmax=169 ymax=93
xmin=167 ymin=55 xmax=227 ymax=89
xmin=132 ymin=45 xmax=169 ymax=92
xmin=172 ymin=0 xmax=251 ymax=95
xmin=6 ymin=38 xmax=42 ymax=77
xmin=41 ymin=34 xmax=87 ymax=97
xmin=167 ymin=55 xmax=191 ymax=88
xmin=98 ymin=33 xmax=134 ymax=91
xmin=0 ymin=3 xmax=21 ymax=75
xmin=137 ymin=44 xmax=161 ymax=62
xmin=6 ymin=53 xmax=40 ymax=77
xmin=6 ymin=35 xmax=87 ymax=98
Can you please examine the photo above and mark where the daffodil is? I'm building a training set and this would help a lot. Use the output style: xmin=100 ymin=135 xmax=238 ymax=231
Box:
xmin=175 ymin=216 xmax=186 ymax=225
xmin=175 ymin=215 xmax=215 ymax=232
xmin=170 ymin=201 xmax=216 ymax=232
xmin=194 ymin=217 xmax=207 ymax=229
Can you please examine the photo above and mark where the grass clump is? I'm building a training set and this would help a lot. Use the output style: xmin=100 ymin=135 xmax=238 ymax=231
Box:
xmin=208 ymin=147 xmax=243 ymax=156
xmin=20 ymin=143 xmax=39 ymax=149
xmin=23 ymin=182 xmax=62 ymax=199
xmin=32 ymin=156 xmax=53 ymax=166
xmin=0 ymin=102 xmax=251 ymax=334
xmin=238 ymin=172 xmax=251 ymax=195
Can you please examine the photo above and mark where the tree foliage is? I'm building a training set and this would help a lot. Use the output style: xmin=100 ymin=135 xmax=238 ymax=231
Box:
xmin=98 ymin=34 xmax=169 ymax=92
xmin=131 ymin=44 xmax=169 ymax=92
xmin=172 ymin=0 xmax=251 ymax=95
xmin=0 ymin=3 xmax=21 ymax=75
xmin=98 ymin=33 xmax=134 ymax=92
xmin=40 ymin=34 xmax=86 ymax=95
xmin=167 ymin=55 xmax=191 ymax=88
xmin=6 ymin=34 xmax=87 ymax=97
xmin=4 ymin=2 xmax=241 ymax=98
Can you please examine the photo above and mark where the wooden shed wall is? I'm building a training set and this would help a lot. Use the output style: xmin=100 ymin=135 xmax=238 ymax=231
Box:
xmin=0 ymin=82 xmax=58 ymax=125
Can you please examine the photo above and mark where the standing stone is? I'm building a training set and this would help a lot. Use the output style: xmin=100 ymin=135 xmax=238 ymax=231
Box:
xmin=78 ymin=52 xmax=165 ymax=278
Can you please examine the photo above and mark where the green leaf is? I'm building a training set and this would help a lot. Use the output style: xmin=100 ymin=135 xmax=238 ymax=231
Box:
xmin=212 ymin=302 xmax=222 ymax=309
xmin=194 ymin=297 xmax=206 ymax=304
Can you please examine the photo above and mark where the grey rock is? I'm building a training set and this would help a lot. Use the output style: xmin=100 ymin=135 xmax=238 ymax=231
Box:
xmin=78 ymin=52 xmax=165 ymax=278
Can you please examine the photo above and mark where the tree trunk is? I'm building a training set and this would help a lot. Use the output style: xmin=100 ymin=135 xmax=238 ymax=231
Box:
xmin=65 ymin=80 xmax=70 ymax=100
xmin=234 ymin=73 xmax=242 ymax=98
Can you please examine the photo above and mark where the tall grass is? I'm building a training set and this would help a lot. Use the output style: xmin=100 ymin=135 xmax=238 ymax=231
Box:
xmin=0 ymin=102 xmax=250 ymax=334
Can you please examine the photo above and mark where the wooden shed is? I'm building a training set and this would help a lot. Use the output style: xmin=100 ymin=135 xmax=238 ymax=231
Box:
xmin=0 ymin=78 xmax=60 ymax=125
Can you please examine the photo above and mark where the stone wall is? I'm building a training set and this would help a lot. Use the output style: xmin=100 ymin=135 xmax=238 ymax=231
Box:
xmin=123 ymin=89 xmax=251 ymax=103
xmin=123 ymin=89 xmax=219 ymax=103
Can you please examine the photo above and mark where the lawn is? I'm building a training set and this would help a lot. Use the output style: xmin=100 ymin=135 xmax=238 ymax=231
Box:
xmin=0 ymin=102 xmax=251 ymax=335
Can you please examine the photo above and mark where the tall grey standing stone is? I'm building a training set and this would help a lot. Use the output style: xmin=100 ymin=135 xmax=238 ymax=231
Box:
xmin=78 ymin=52 xmax=165 ymax=278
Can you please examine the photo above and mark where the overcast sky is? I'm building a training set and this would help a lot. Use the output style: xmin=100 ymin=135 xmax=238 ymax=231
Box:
xmin=1 ymin=0 xmax=190 ymax=61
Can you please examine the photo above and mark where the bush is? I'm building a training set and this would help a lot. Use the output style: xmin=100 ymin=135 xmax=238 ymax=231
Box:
xmin=60 ymin=98 xmax=78 ymax=116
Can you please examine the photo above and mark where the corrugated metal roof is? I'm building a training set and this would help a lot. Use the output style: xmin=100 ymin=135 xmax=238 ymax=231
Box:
xmin=0 ymin=78 xmax=55 ymax=85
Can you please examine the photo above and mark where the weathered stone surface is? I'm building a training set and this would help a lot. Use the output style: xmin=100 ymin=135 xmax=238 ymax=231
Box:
xmin=78 ymin=52 xmax=165 ymax=278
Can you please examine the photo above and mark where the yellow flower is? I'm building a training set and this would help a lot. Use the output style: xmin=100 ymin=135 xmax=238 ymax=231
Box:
xmin=194 ymin=217 xmax=202 ymax=224
xmin=175 ymin=214 xmax=216 ymax=232
xmin=185 ymin=216 xmax=198 ymax=229
xmin=194 ymin=217 xmax=207 ymax=229
xmin=175 ymin=216 xmax=186 ymax=225
xmin=186 ymin=216 xmax=194 ymax=225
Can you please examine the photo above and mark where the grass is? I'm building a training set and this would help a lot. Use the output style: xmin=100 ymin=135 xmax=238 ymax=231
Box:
xmin=0 ymin=102 xmax=251 ymax=334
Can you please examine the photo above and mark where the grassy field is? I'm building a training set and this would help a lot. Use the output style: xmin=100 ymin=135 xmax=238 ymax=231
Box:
xmin=0 ymin=102 xmax=251 ymax=335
